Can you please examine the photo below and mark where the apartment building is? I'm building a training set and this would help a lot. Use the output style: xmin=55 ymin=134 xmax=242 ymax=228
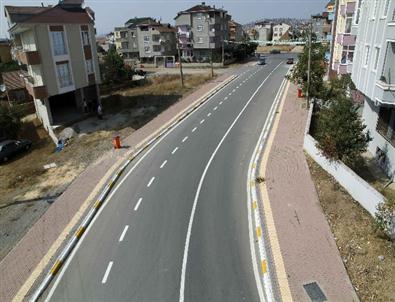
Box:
xmin=4 ymin=0 xmax=101 ymax=141
xmin=272 ymin=23 xmax=291 ymax=41
xmin=114 ymin=17 xmax=154 ymax=63
xmin=351 ymin=0 xmax=395 ymax=177
xmin=254 ymin=21 xmax=273 ymax=43
xmin=137 ymin=20 xmax=177 ymax=66
xmin=175 ymin=2 xmax=231 ymax=61
xmin=228 ymin=20 xmax=244 ymax=42
xmin=331 ymin=1 xmax=356 ymax=75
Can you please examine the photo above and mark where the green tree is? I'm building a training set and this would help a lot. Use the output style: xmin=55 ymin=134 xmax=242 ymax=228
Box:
xmin=0 ymin=104 xmax=22 ymax=139
xmin=102 ymin=47 xmax=127 ymax=84
xmin=289 ymin=42 xmax=327 ymax=99
xmin=314 ymin=97 xmax=371 ymax=167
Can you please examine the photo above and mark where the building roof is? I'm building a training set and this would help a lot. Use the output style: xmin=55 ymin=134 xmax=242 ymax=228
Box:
xmin=125 ymin=17 xmax=155 ymax=27
xmin=5 ymin=1 xmax=94 ymax=30
xmin=2 ymin=71 xmax=25 ymax=91
xmin=175 ymin=2 xmax=227 ymax=18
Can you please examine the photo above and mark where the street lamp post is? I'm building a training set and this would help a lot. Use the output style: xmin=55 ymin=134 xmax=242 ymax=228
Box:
xmin=206 ymin=19 xmax=214 ymax=78
xmin=176 ymin=32 xmax=184 ymax=88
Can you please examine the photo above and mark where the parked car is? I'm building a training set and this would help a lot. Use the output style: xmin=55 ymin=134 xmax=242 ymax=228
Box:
xmin=270 ymin=49 xmax=281 ymax=54
xmin=286 ymin=58 xmax=294 ymax=64
xmin=135 ymin=69 xmax=146 ymax=76
xmin=0 ymin=139 xmax=32 ymax=162
xmin=257 ymin=57 xmax=266 ymax=65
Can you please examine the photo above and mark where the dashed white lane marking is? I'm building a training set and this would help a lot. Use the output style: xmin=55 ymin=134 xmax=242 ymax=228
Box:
xmin=232 ymin=89 xmax=236 ymax=92
xmin=134 ymin=197 xmax=143 ymax=211
xmin=228 ymin=92 xmax=232 ymax=96
xmin=219 ymin=101 xmax=223 ymax=105
xmin=192 ymin=127 xmax=197 ymax=132
xmin=200 ymin=119 xmax=205 ymax=124
xmin=172 ymin=147 xmax=179 ymax=154
xmin=224 ymin=96 xmax=228 ymax=100
xmin=213 ymin=106 xmax=218 ymax=111
xmin=182 ymin=136 xmax=188 ymax=142
xmin=147 ymin=176 xmax=155 ymax=187
xmin=160 ymin=160 xmax=167 ymax=168
xmin=207 ymin=112 xmax=212 ymax=117
xmin=118 ymin=225 xmax=129 ymax=242
xmin=101 ymin=261 xmax=113 ymax=284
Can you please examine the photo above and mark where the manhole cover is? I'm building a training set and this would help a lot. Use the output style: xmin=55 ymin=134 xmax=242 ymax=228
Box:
xmin=303 ymin=282 xmax=327 ymax=302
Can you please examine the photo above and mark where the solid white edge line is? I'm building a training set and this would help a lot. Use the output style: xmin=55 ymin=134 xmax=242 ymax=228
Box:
xmin=179 ymin=61 xmax=283 ymax=302
xmin=118 ymin=225 xmax=129 ymax=242
xmin=101 ymin=261 xmax=113 ymax=284
xmin=134 ymin=197 xmax=143 ymax=211
xmin=147 ymin=177 xmax=155 ymax=187
xmin=45 ymin=75 xmax=235 ymax=301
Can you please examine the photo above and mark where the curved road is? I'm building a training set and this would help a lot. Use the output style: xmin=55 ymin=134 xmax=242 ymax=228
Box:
xmin=45 ymin=55 xmax=290 ymax=302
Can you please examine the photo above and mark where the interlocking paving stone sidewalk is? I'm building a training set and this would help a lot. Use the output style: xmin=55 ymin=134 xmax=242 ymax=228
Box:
xmin=0 ymin=73 xmax=230 ymax=302
xmin=265 ymin=83 xmax=359 ymax=301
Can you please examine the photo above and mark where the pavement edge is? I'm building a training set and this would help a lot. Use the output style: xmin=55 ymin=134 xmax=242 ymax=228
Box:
xmin=19 ymin=74 xmax=238 ymax=302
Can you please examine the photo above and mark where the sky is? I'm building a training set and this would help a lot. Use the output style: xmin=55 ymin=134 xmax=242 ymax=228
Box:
xmin=0 ymin=0 xmax=329 ymax=38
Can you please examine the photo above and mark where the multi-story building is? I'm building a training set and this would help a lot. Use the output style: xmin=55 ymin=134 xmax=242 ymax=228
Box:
xmin=114 ymin=17 xmax=154 ymax=63
xmin=331 ymin=1 xmax=356 ymax=75
xmin=351 ymin=0 xmax=395 ymax=177
xmin=137 ymin=20 xmax=177 ymax=66
xmin=175 ymin=2 xmax=231 ymax=61
xmin=272 ymin=23 xmax=291 ymax=41
xmin=254 ymin=21 xmax=273 ymax=43
xmin=4 ymin=0 xmax=101 ymax=141
xmin=228 ymin=20 xmax=244 ymax=42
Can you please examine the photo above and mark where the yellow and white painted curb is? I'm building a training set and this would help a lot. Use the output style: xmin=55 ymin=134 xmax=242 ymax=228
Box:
xmin=28 ymin=74 xmax=238 ymax=302
xmin=247 ymin=70 xmax=290 ymax=302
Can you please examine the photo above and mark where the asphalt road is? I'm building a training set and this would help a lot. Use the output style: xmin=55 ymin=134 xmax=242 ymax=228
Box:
xmin=45 ymin=55 xmax=291 ymax=302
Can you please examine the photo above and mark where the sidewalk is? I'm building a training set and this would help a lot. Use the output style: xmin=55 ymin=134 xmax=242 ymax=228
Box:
xmin=263 ymin=83 xmax=359 ymax=301
xmin=0 ymin=73 xmax=232 ymax=302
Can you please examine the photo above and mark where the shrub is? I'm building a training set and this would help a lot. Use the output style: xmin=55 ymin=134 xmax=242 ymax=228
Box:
xmin=375 ymin=198 xmax=395 ymax=240
xmin=0 ymin=104 xmax=22 ymax=139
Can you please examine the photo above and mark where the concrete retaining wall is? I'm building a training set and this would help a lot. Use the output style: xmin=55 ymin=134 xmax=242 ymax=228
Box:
xmin=303 ymin=103 xmax=385 ymax=216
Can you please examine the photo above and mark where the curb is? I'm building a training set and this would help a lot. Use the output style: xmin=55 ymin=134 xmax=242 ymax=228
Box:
xmin=29 ymin=74 xmax=238 ymax=302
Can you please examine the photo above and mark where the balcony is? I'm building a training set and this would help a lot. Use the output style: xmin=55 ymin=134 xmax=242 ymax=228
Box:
xmin=342 ymin=34 xmax=356 ymax=46
xmin=346 ymin=2 xmax=356 ymax=14
xmin=15 ymin=49 xmax=41 ymax=65
xmin=375 ymin=81 xmax=395 ymax=104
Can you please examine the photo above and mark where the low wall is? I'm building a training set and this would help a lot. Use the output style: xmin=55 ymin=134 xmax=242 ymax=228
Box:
xmin=304 ymin=103 xmax=384 ymax=216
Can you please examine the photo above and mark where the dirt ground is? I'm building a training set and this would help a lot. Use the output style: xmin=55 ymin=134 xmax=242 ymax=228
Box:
xmin=307 ymin=156 xmax=395 ymax=302
xmin=0 ymin=74 xmax=212 ymax=260
xmin=256 ymin=45 xmax=296 ymax=53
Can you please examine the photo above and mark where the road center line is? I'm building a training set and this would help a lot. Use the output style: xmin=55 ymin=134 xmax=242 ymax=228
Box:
xmin=179 ymin=61 xmax=283 ymax=302
xmin=147 ymin=177 xmax=155 ymax=187
xmin=192 ymin=127 xmax=197 ymax=132
xmin=213 ymin=106 xmax=218 ymax=111
xmin=101 ymin=261 xmax=113 ymax=284
xmin=219 ymin=101 xmax=223 ymax=105
xmin=182 ymin=136 xmax=188 ymax=142
xmin=134 ymin=197 xmax=143 ymax=211
xmin=207 ymin=112 xmax=211 ymax=117
xmin=224 ymin=96 xmax=228 ymax=100
xmin=160 ymin=160 xmax=167 ymax=168
xmin=172 ymin=147 xmax=179 ymax=154
xmin=200 ymin=119 xmax=205 ymax=124
xmin=118 ymin=225 xmax=129 ymax=242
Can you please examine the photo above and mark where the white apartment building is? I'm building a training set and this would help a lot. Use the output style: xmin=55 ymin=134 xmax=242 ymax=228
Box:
xmin=352 ymin=0 xmax=395 ymax=177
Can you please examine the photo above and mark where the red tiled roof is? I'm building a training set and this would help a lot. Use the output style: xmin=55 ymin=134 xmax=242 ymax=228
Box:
xmin=2 ymin=71 xmax=25 ymax=91
xmin=185 ymin=4 xmax=226 ymax=13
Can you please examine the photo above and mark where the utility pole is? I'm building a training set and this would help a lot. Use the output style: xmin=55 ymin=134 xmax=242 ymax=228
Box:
xmin=207 ymin=18 xmax=214 ymax=78
xmin=176 ymin=32 xmax=184 ymax=88
xmin=307 ymin=20 xmax=312 ymax=105
xmin=221 ymin=38 xmax=225 ymax=67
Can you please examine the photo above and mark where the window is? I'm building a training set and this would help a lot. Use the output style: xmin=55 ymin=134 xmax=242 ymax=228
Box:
xmin=373 ymin=47 xmax=380 ymax=70
xmin=345 ymin=16 xmax=353 ymax=33
xmin=131 ymin=32 xmax=136 ymax=38
xmin=85 ymin=59 xmax=94 ymax=74
xmin=81 ymin=30 xmax=90 ymax=46
xmin=144 ymin=46 xmax=150 ymax=53
xmin=152 ymin=34 xmax=160 ymax=42
xmin=341 ymin=45 xmax=355 ymax=63
xmin=56 ymin=62 xmax=73 ymax=88
xmin=196 ymin=13 xmax=204 ymax=20
xmin=197 ymin=25 xmax=204 ymax=32
xmin=153 ymin=45 xmax=161 ymax=52
xmin=121 ymin=42 xmax=128 ymax=49
xmin=144 ymin=36 xmax=150 ymax=43
xmin=197 ymin=37 xmax=204 ymax=43
xmin=120 ymin=31 xmax=127 ymax=39
xmin=51 ymin=31 xmax=67 ymax=56
xmin=365 ymin=45 xmax=370 ymax=65
xmin=383 ymin=0 xmax=390 ymax=17
xmin=355 ymin=0 xmax=362 ymax=24
xmin=377 ymin=107 xmax=395 ymax=146
xmin=372 ymin=0 xmax=378 ymax=19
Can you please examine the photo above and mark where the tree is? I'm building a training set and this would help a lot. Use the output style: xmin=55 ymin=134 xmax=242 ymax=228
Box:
xmin=102 ymin=47 xmax=127 ymax=84
xmin=288 ymin=42 xmax=327 ymax=100
xmin=0 ymin=104 xmax=22 ymax=139
xmin=314 ymin=96 xmax=371 ymax=167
